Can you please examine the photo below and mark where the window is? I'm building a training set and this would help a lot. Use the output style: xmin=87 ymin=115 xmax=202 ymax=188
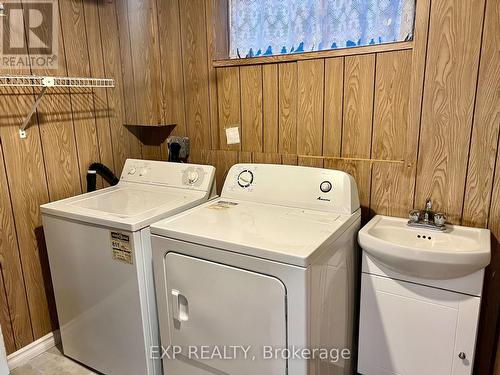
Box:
xmin=229 ymin=0 xmax=415 ymax=59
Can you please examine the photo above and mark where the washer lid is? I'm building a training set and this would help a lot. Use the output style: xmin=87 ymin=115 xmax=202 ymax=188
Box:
xmin=151 ymin=198 xmax=360 ymax=267
xmin=41 ymin=183 xmax=209 ymax=232
xmin=70 ymin=187 xmax=183 ymax=216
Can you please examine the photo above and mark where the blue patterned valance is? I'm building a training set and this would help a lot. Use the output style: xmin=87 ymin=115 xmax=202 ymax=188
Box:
xmin=229 ymin=0 xmax=415 ymax=58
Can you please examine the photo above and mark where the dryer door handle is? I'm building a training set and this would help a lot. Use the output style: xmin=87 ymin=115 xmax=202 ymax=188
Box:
xmin=171 ymin=289 xmax=189 ymax=322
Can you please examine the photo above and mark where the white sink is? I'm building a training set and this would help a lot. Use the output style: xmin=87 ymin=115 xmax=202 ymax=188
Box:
xmin=358 ymin=215 xmax=491 ymax=279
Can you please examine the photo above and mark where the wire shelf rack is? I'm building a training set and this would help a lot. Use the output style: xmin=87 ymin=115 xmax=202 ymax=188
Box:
xmin=0 ymin=75 xmax=115 ymax=138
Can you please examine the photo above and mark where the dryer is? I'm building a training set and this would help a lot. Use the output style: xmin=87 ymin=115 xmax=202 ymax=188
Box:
xmin=41 ymin=159 xmax=216 ymax=375
xmin=151 ymin=163 xmax=361 ymax=375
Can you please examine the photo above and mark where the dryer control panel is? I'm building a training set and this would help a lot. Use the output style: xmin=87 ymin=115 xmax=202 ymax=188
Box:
xmin=222 ymin=164 xmax=360 ymax=214
xmin=121 ymin=159 xmax=215 ymax=192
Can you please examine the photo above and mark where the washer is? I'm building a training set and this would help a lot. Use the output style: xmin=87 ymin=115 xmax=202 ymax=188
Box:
xmin=151 ymin=163 xmax=361 ymax=375
xmin=41 ymin=159 xmax=216 ymax=375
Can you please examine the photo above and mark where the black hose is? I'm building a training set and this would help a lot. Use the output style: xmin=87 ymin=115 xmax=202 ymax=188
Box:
xmin=87 ymin=163 xmax=119 ymax=192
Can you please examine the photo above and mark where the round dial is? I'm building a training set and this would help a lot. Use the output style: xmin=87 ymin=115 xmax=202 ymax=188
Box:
xmin=128 ymin=167 xmax=137 ymax=175
xmin=237 ymin=170 xmax=254 ymax=188
xmin=188 ymin=170 xmax=199 ymax=184
xmin=320 ymin=181 xmax=332 ymax=193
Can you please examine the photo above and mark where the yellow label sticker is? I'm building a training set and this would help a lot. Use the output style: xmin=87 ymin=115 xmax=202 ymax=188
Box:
xmin=110 ymin=231 xmax=134 ymax=265
xmin=208 ymin=200 xmax=238 ymax=210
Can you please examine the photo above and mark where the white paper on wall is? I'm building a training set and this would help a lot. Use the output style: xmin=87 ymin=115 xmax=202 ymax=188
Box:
xmin=225 ymin=127 xmax=241 ymax=145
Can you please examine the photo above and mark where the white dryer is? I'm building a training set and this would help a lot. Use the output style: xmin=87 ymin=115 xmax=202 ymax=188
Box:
xmin=41 ymin=159 xmax=216 ymax=375
xmin=151 ymin=163 xmax=361 ymax=375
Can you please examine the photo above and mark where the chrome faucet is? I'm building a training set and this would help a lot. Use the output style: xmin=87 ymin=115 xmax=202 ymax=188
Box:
xmin=408 ymin=198 xmax=447 ymax=231
xmin=424 ymin=198 xmax=433 ymax=223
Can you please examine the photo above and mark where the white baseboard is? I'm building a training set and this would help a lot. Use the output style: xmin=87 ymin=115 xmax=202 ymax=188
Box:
xmin=7 ymin=330 xmax=60 ymax=370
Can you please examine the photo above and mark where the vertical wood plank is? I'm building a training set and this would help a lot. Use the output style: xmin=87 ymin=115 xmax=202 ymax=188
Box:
xmin=263 ymin=64 xmax=279 ymax=153
xmin=0 ymin=142 xmax=32 ymax=350
xmin=240 ymin=65 xmax=263 ymax=152
xmin=179 ymin=0 xmax=211 ymax=149
xmin=1 ymin=3 xmax=57 ymax=341
xmin=495 ymin=343 xmax=500 ymax=375
xmin=370 ymin=163 xmax=414 ymax=217
xmin=471 ymin=2 xmax=500 ymax=370
xmin=323 ymin=57 xmax=344 ymax=157
xmin=83 ymin=0 xmax=115 ymax=174
xmin=206 ymin=0 xmax=227 ymax=148
xmin=127 ymin=6 xmax=161 ymax=125
xmin=325 ymin=159 xmax=372 ymax=220
xmin=297 ymin=59 xmax=324 ymax=156
xmin=281 ymin=154 xmax=298 ymax=166
xmin=416 ymin=0 xmax=486 ymax=223
xmin=479 ymin=145 xmax=500 ymax=375
xmin=38 ymin=1 xmax=82 ymax=201
xmin=0 ymin=92 xmax=55 ymax=339
xmin=404 ymin=0 xmax=432 ymax=211
xmin=370 ymin=50 xmax=413 ymax=216
xmin=372 ymin=50 xmax=412 ymax=160
xmin=298 ymin=157 xmax=324 ymax=168
xmin=342 ymin=55 xmax=375 ymax=158
xmin=208 ymin=150 xmax=239 ymax=194
xmin=462 ymin=0 xmax=500 ymax=227
xmin=59 ymin=0 xmax=102 ymax=187
xmin=0 ymin=267 xmax=15 ymax=354
xmin=100 ymin=0 xmax=138 ymax=171
xmin=238 ymin=151 xmax=253 ymax=163
xmin=210 ymin=0 xmax=229 ymax=60
xmin=253 ymin=152 xmax=281 ymax=164
xmin=217 ymin=67 xmax=241 ymax=150
xmin=115 ymin=0 xmax=138 ymax=125
xmin=156 ymin=0 xmax=185 ymax=133
xmin=278 ymin=62 xmax=298 ymax=154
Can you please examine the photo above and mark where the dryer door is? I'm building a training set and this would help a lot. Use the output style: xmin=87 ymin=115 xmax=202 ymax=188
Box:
xmin=164 ymin=252 xmax=287 ymax=375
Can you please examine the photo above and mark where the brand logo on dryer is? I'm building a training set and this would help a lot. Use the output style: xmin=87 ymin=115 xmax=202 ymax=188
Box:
xmin=317 ymin=196 xmax=331 ymax=202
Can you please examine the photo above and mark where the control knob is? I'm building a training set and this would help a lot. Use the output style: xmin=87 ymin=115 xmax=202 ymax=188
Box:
xmin=188 ymin=170 xmax=199 ymax=184
xmin=320 ymin=181 xmax=332 ymax=193
xmin=237 ymin=170 xmax=254 ymax=188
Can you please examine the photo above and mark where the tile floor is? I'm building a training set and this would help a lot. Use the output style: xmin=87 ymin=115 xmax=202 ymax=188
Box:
xmin=10 ymin=346 xmax=97 ymax=375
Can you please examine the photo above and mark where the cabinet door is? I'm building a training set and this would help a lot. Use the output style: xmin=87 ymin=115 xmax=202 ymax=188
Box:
xmin=358 ymin=274 xmax=480 ymax=375
xmin=164 ymin=253 xmax=287 ymax=375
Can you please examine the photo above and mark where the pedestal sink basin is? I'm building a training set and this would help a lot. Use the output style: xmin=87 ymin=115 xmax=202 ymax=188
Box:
xmin=358 ymin=215 xmax=491 ymax=279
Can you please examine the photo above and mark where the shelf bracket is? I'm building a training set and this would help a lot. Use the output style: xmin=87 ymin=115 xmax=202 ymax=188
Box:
xmin=19 ymin=86 xmax=47 ymax=139
xmin=0 ymin=75 xmax=115 ymax=139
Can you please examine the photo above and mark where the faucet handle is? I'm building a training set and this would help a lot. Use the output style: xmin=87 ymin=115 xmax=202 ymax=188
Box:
xmin=434 ymin=213 xmax=446 ymax=227
xmin=409 ymin=210 xmax=420 ymax=223
xmin=425 ymin=198 xmax=433 ymax=211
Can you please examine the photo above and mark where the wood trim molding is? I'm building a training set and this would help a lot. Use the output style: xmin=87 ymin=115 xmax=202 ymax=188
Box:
xmin=7 ymin=331 xmax=60 ymax=370
xmin=213 ymin=41 xmax=414 ymax=67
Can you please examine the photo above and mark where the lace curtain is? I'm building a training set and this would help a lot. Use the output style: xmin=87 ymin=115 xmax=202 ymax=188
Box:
xmin=229 ymin=0 xmax=415 ymax=58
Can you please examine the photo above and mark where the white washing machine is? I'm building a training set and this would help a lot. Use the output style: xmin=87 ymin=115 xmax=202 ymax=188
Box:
xmin=151 ymin=164 xmax=361 ymax=375
xmin=41 ymin=159 xmax=216 ymax=375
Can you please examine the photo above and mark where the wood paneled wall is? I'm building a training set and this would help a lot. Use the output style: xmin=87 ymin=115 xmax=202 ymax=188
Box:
xmin=162 ymin=0 xmax=500 ymax=372
xmin=0 ymin=0 xmax=499 ymax=373
xmin=0 ymin=0 xmax=154 ymax=354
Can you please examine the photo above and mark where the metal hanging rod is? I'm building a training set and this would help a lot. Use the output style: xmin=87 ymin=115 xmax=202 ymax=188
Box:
xmin=0 ymin=75 xmax=115 ymax=138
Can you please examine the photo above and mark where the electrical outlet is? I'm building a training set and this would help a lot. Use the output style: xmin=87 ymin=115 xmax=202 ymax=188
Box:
xmin=167 ymin=136 xmax=190 ymax=160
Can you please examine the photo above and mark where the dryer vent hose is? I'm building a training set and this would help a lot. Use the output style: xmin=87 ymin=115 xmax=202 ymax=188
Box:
xmin=87 ymin=163 xmax=119 ymax=192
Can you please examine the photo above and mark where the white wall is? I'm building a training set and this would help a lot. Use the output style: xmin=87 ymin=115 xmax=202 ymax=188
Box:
xmin=0 ymin=325 xmax=9 ymax=375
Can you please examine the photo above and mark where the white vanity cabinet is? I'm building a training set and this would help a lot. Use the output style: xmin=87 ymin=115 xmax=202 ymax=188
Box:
xmin=358 ymin=254 xmax=483 ymax=375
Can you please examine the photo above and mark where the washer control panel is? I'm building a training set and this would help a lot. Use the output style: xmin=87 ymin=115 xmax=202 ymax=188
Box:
xmin=121 ymin=159 xmax=215 ymax=192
